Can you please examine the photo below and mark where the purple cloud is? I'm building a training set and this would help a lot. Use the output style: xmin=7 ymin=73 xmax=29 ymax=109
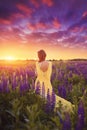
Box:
xmin=0 ymin=0 xmax=87 ymax=49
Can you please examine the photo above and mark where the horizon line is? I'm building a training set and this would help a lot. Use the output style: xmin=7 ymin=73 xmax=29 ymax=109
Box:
xmin=0 ymin=58 xmax=87 ymax=61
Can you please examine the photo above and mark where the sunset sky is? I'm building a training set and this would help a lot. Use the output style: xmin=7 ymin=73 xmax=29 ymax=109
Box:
xmin=0 ymin=0 xmax=87 ymax=60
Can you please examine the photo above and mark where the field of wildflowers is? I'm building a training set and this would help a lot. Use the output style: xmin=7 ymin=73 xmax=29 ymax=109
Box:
xmin=0 ymin=60 xmax=87 ymax=130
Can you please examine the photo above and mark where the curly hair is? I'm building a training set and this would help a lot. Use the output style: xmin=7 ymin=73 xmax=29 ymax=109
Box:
xmin=37 ymin=50 xmax=46 ymax=62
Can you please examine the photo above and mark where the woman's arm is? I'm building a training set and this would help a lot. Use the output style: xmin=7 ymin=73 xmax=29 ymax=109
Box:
xmin=35 ymin=62 xmax=38 ymax=77
xmin=48 ymin=61 xmax=52 ymax=77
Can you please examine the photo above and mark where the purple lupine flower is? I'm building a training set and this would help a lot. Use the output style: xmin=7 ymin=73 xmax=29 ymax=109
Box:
xmin=2 ymin=77 xmax=8 ymax=93
xmin=62 ymin=112 xmax=71 ymax=130
xmin=0 ymin=81 xmax=3 ymax=93
xmin=75 ymin=100 xmax=85 ymax=130
xmin=20 ymin=81 xmax=25 ymax=95
xmin=57 ymin=71 xmax=63 ymax=81
xmin=31 ymin=79 xmax=35 ymax=90
xmin=1 ymin=76 xmax=10 ymax=93
xmin=45 ymin=89 xmax=51 ymax=113
xmin=52 ymin=64 xmax=56 ymax=70
xmin=64 ymin=79 xmax=68 ymax=86
xmin=44 ymin=89 xmax=55 ymax=113
xmin=58 ymin=85 xmax=66 ymax=99
xmin=50 ymin=90 xmax=56 ymax=111
xmin=69 ymin=71 xmax=72 ymax=78
xmin=61 ymin=86 xmax=67 ymax=99
xmin=68 ymin=83 xmax=72 ymax=92
xmin=20 ymin=80 xmax=29 ymax=95
xmin=58 ymin=85 xmax=62 ymax=96
xmin=12 ymin=77 xmax=17 ymax=90
xmin=35 ymin=82 xmax=41 ymax=95
xmin=47 ymin=89 xmax=51 ymax=103
xmin=25 ymin=79 xmax=30 ymax=91
xmin=51 ymin=72 xmax=56 ymax=82
xmin=5 ymin=80 xmax=10 ymax=93
xmin=28 ymin=70 xmax=35 ymax=78
xmin=78 ymin=100 xmax=85 ymax=118
xmin=57 ymin=111 xmax=63 ymax=123
xmin=22 ymin=80 xmax=30 ymax=92
xmin=75 ymin=115 xmax=84 ymax=130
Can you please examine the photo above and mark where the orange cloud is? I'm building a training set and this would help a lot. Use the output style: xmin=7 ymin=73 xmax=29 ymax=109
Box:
xmin=70 ymin=26 xmax=85 ymax=33
xmin=17 ymin=4 xmax=33 ymax=15
xmin=42 ymin=0 xmax=53 ymax=6
xmin=12 ymin=13 xmax=25 ymax=19
xmin=27 ymin=23 xmax=36 ymax=31
xmin=71 ymin=27 xmax=80 ymax=33
xmin=31 ymin=0 xmax=40 ymax=8
xmin=53 ymin=18 xmax=61 ymax=28
xmin=82 ymin=11 xmax=87 ymax=17
xmin=0 ymin=18 xmax=11 ymax=25
xmin=28 ymin=22 xmax=48 ymax=31
xmin=37 ymin=22 xmax=47 ymax=29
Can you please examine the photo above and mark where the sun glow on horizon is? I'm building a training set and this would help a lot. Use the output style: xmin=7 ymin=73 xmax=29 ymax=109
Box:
xmin=4 ymin=56 xmax=16 ymax=61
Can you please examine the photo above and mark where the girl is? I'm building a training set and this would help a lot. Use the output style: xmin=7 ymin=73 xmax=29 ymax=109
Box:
xmin=35 ymin=49 xmax=73 ymax=112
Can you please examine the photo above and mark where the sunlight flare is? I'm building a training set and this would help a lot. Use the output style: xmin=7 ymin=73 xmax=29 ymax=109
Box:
xmin=4 ymin=56 xmax=16 ymax=61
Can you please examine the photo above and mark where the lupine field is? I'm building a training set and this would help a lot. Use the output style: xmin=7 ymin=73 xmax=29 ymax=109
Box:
xmin=0 ymin=60 xmax=87 ymax=130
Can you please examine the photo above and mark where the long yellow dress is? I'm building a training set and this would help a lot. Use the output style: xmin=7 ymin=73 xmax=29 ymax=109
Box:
xmin=35 ymin=61 xmax=73 ymax=112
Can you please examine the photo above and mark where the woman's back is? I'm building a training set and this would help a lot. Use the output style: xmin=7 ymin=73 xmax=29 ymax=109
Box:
xmin=39 ymin=60 xmax=49 ymax=72
xmin=36 ymin=61 xmax=52 ymax=81
xmin=35 ymin=61 xmax=53 ymax=96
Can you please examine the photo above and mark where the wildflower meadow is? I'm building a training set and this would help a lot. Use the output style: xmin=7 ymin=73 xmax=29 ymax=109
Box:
xmin=0 ymin=60 xmax=87 ymax=130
